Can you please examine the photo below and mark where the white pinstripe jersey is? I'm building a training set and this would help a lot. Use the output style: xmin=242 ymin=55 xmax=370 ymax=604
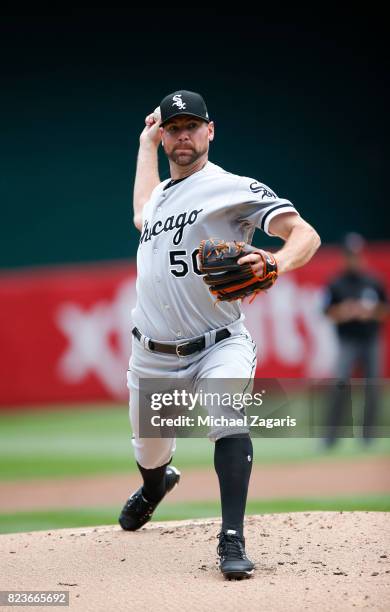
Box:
xmin=132 ymin=161 xmax=298 ymax=341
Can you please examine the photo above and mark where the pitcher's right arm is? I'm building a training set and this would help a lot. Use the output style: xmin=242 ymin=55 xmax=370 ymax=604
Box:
xmin=133 ymin=107 xmax=162 ymax=231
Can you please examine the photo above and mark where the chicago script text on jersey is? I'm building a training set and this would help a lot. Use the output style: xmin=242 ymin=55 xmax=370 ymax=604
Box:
xmin=140 ymin=208 xmax=204 ymax=246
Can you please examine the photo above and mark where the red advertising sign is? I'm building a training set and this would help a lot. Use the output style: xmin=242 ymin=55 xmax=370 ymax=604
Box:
xmin=0 ymin=247 xmax=389 ymax=407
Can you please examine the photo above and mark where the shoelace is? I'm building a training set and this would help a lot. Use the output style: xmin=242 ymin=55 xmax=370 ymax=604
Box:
xmin=125 ymin=493 xmax=154 ymax=518
xmin=217 ymin=533 xmax=246 ymax=560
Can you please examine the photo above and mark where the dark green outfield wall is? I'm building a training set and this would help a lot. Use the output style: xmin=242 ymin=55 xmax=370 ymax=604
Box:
xmin=1 ymin=17 xmax=387 ymax=268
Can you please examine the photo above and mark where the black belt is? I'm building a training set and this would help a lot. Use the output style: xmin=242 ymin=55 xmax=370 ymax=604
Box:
xmin=132 ymin=326 xmax=231 ymax=357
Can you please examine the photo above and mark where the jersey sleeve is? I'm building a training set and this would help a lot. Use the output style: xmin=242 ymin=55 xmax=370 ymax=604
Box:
xmin=234 ymin=177 xmax=299 ymax=235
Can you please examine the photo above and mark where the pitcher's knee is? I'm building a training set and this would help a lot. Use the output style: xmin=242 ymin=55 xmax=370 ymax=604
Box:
xmin=132 ymin=438 xmax=175 ymax=469
xmin=208 ymin=427 xmax=250 ymax=443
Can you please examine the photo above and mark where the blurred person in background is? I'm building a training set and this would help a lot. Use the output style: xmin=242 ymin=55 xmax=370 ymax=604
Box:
xmin=323 ymin=233 xmax=389 ymax=447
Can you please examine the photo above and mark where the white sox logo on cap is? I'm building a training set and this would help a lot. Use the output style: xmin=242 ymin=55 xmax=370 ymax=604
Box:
xmin=159 ymin=90 xmax=210 ymax=126
xmin=172 ymin=94 xmax=186 ymax=110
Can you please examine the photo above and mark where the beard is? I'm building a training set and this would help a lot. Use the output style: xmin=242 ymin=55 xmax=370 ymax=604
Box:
xmin=168 ymin=144 xmax=207 ymax=166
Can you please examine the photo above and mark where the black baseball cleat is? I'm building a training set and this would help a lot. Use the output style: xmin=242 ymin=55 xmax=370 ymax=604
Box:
xmin=119 ymin=465 xmax=180 ymax=531
xmin=217 ymin=529 xmax=255 ymax=580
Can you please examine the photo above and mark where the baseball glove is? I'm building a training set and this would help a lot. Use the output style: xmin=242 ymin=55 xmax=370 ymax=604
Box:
xmin=198 ymin=238 xmax=278 ymax=302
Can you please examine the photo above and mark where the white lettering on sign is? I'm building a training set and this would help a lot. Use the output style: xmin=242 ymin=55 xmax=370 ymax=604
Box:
xmin=242 ymin=276 xmax=337 ymax=376
xmin=56 ymin=280 xmax=136 ymax=398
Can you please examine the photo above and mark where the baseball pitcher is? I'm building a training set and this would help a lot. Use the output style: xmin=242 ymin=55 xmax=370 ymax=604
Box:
xmin=119 ymin=90 xmax=321 ymax=579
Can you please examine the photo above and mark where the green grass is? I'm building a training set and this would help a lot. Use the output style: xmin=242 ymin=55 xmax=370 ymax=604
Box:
xmin=0 ymin=495 xmax=389 ymax=534
xmin=0 ymin=404 xmax=389 ymax=480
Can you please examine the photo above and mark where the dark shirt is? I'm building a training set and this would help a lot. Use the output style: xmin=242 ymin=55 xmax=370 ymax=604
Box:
xmin=324 ymin=271 xmax=388 ymax=340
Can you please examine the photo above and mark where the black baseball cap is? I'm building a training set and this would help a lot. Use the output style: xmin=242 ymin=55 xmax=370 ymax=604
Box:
xmin=159 ymin=90 xmax=210 ymax=127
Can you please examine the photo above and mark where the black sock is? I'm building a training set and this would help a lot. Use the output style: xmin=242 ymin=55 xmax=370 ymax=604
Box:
xmin=214 ymin=434 xmax=253 ymax=538
xmin=137 ymin=459 xmax=171 ymax=503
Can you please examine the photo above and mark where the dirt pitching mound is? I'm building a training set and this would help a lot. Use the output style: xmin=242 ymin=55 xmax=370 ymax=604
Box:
xmin=1 ymin=512 xmax=389 ymax=611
